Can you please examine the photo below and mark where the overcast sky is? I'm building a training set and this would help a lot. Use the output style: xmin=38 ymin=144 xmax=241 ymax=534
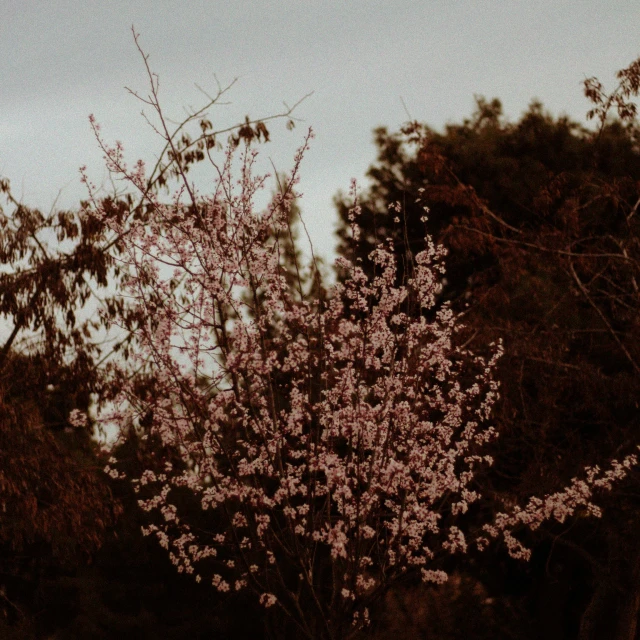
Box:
xmin=2 ymin=0 xmax=640 ymax=269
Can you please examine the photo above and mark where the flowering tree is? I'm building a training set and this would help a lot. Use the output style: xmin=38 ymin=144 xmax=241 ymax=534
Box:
xmin=83 ymin=52 xmax=640 ymax=640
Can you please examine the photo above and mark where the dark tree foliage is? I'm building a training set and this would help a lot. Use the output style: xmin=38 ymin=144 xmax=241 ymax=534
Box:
xmin=334 ymin=62 xmax=640 ymax=639
xmin=0 ymin=353 xmax=119 ymax=637
xmin=0 ymin=176 xmax=133 ymax=633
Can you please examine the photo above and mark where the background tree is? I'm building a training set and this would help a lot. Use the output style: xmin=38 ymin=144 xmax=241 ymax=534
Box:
xmin=334 ymin=60 xmax=640 ymax=639
xmin=0 ymin=169 xmax=131 ymax=634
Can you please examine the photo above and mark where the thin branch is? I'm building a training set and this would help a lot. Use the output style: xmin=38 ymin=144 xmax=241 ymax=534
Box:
xmin=567 ymin=257 xmax=640 ymax=374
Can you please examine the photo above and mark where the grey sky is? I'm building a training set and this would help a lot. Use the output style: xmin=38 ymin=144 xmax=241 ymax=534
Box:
xmin=2 ymin=0 xmax=639 ymax=269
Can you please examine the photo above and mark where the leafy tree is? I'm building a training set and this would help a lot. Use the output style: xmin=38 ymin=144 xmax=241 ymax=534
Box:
xmin=334 ymin=59 xmax=640 ymax=638
xmin=0 ymin=161 xmax=130 ymax=632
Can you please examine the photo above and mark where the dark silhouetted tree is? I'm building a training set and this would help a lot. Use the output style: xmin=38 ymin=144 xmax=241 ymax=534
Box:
xmin=334 ymin=60 xmax=640 ymax=639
